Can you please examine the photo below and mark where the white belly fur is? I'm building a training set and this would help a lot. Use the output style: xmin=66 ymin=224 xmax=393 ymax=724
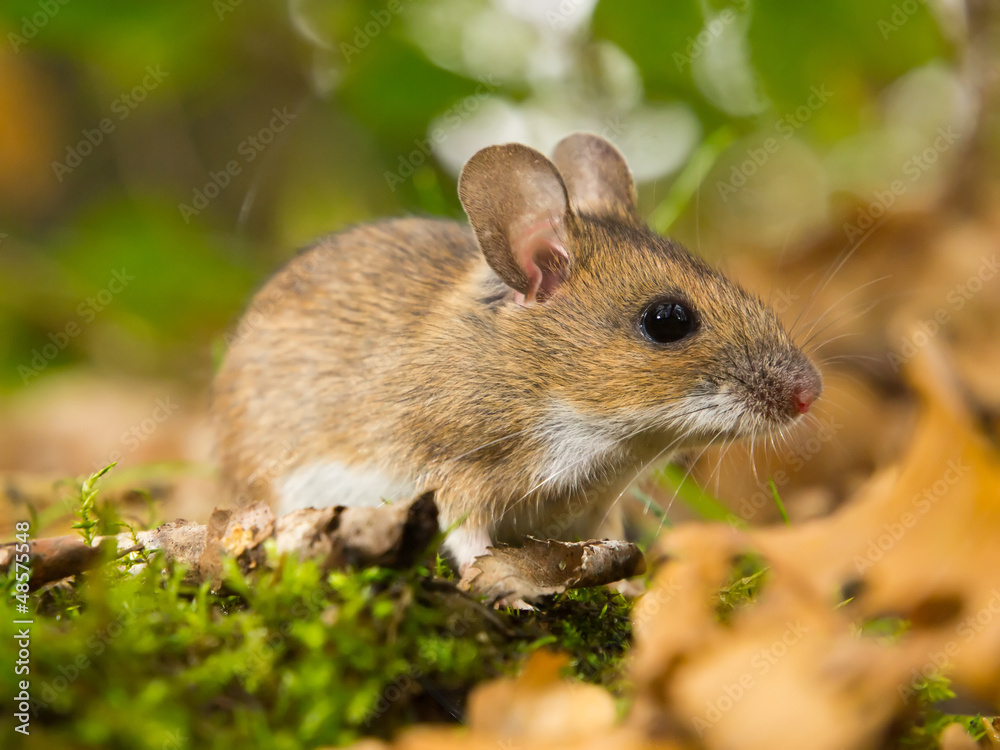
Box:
xmin=277 ymin=460 xmax=417 ymax=515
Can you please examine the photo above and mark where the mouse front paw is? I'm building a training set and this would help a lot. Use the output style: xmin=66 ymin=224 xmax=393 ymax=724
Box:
xmin=442 ymin=523 xmax=494 ymax=576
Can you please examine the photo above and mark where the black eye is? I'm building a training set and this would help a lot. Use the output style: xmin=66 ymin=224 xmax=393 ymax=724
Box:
xmin=640 ymin=300 xmax=697 ymax=344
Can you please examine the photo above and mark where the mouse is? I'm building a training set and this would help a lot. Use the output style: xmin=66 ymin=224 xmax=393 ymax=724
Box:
xmin=211 ymin=132 xmax=822 ymax=573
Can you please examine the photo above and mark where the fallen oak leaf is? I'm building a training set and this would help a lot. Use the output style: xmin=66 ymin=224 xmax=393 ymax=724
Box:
xmin=275 ymin=490 xmax=438 ymax=570
xmin=197 ymin=502 xmax=275 ymax=587
xmin=742 ymin=339 xmax=1000 ymax=696
xmin=982 ymin=716 xmax=1000 ymax=745
xmin=629 ymin=529 xmax=927 ymax=750
xmin=459 ymin=537 xmax=646 ymax=605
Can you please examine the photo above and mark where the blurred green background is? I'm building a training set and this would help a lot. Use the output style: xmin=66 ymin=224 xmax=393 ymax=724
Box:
xmin=0 ymin=0 xmax=968 ymax=396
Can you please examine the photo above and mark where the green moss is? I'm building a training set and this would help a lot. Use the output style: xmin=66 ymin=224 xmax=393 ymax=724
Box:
xmin=856 ymin=613 xmax=911 ymax=641
xmin=2 ymin=547 xmax=636 ymax=749
xmin=509 ymin=587 xmax=633 ymax=694
xmin=896 ymin=671 xmax=988 ymax=749
xmin=715 ymin=552 xmax=769 ymax=624
xmin=1 ymin=470 xmax=635 ymax=748
xmin=70 ymin=463 xmax=118 ymax=546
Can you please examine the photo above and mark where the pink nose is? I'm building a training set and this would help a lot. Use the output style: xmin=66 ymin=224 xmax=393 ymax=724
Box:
xmin=792 ymin=386 xmax=817 ymax=415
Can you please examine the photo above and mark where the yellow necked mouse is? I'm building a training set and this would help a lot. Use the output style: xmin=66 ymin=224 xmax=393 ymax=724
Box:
xmin=211 ymin=133 xmax=822 ymax=572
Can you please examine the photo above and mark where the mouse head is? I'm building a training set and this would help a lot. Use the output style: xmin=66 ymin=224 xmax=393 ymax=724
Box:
xmin=458 ymin=133 xmax=822 ymax=447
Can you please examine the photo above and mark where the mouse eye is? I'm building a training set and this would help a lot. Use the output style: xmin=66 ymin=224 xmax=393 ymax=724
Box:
xmin=640 ymin=300 xmax=697 ymax=344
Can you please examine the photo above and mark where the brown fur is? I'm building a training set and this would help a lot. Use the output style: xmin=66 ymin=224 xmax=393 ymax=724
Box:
xmin=211 ymin=134 xmax=821 ymax=568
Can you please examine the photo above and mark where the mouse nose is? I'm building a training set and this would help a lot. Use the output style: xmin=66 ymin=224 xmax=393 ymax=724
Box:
xmin=789 ymin=371 xmax=822 ymax=416
xmin=792 ymin=387 xmax=816 ymax=414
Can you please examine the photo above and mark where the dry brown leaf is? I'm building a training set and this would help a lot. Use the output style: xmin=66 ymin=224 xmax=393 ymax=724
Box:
xmin=197 ymin=502 xmax=275 ymax=586
xmin=982 ymin=716 xmax=1000 ymax=744
xmin=629 ymin=530 xmax=925 ymax=750
xmin=127 ymin=519 xmax=209 ymax=579
xmin=275 ymin=491 xmax=439 ymax=570
xmin=458 ymin=537 xmax=646 ymax=605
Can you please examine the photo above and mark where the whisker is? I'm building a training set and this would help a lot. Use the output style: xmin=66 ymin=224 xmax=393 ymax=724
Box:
xmin=794 ymin=275 xmax=892 ymax=347
xmin=599 ymin=424 xmax=700 ymax=530
xmin=658 ymin=426 xmax=727 ymax=534
xmin=443 ymin=426 xmax=536 ymax=464
xmin=748 ymin=425 xmax=760 ymax=484
xmin=817 ymin=353 xmax=881 ymax=366
xmin=799 ymin=300 xmax=881 ymax=351
xmin=817 ymin=382 xmax=867 ymax=409
xmin=790 ymin=218 xmax=887 ymax=339
xmin=706 ymin=437 xmax=736 ymax=503
xmin=499 ymin=404 xmax=725 ymax=524
xmin=806 ymin=330 xmax=865 ymax=354
xmin=440 ymin=391 xmax=707 ymax=468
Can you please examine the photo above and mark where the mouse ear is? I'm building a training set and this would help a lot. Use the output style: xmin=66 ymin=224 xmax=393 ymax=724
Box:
xmin=551 ymin=133 xmax=638 ymax=220
xmin=459 ymin=143 xmax=571 ymax=305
